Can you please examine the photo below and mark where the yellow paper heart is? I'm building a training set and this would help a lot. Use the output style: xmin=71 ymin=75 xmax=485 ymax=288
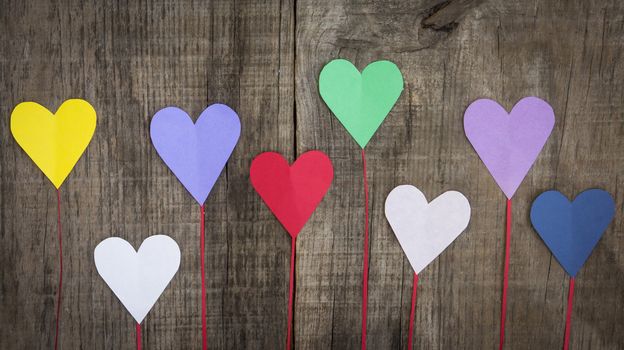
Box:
xmin=11 ymin=99 xmax=97 ymax=188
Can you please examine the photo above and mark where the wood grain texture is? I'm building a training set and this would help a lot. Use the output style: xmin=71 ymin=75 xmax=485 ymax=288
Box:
xmin=0 ymin=0 xmax=622 ymax=349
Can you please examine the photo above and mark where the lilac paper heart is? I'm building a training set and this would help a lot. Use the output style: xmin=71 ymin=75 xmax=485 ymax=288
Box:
xmin=464 ymin=97 xmax=555 ymax=199
xmin=150 ymin=104 xmax=241 ymax=204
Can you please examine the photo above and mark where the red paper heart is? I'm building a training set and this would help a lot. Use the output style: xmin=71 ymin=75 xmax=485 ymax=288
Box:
xmin=250 ymin=151 xmax=334 ymax=237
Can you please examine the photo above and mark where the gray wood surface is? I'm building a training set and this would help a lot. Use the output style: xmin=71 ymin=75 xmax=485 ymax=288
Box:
xmin=0 ymin=0 xmax=622 ymax=349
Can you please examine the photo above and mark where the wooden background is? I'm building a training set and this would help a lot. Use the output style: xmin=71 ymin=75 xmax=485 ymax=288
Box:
xmin=1 ymin=0 xmax=622 ymax=349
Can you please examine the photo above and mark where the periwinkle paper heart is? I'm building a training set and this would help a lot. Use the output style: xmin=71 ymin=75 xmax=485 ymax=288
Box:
xmin=464 ymin=97 xmax=555 ymax=199
xmin=11 ymin=99 xmax=97 ymax=189
xmin=319 ymin=59 xmax=404 ymax=148
xmin=385 ymin=185 xmax=471 ymax=274
xmin=250 ymin=151 xmax=334 ymax=237
xmin=150 ymin=104 xmax=241 ymax=204
xmin=94 ymin=235 xmax=181 ymax=323
xmin=530 ymin=189 xmax=615 ymax=277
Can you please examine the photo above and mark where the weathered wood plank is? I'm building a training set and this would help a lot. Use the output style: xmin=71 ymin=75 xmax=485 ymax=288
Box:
xmin=295 ymin=0 xmax=624 ymax=349
xmin=0 ymin=0 xmax=294 ymax=349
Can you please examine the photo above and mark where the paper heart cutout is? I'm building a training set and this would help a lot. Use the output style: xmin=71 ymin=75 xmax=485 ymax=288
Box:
xmin=319 ymin=59 xmax=404 ymax=148
xmin=250 ymin=151 xmax=333 ymax=238
xmin=94 ymin=235 xmax=181 ymax=323
xmin=530 ymin=189 xmax=615 ymax=277
xmin=150 ymin=104 xmax=241 ymax=204
xmin=385 ymin=185 xmax=471 ymax=274
xmin=10 ymin=99 xmax=97 ymax=188
xmin=464 ymin=96 xmax=555 ymax=199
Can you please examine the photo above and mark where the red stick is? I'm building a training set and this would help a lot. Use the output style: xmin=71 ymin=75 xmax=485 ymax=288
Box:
xmin=136 ymin=323 xmax=142 ymax=350
xmin=54 ymin=189 xmax=63 ymax=350
xmin=285 ymin=237 xmax=297 ymax=350
xmin=563 ymin=277 xmax=576 ymax=350
xmin=407 ymin=273 xmax=419 ymax=349
xmin=499 ymin=199 xmax=512 ymax=350
xmin=200 ymin=204 xmax=207 ymax=350
xmin=361 ymin=149 xmax=370 ymax=350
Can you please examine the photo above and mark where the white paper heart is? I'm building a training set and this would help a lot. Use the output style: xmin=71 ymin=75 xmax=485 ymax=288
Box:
xmin=385 ymin=185 xmax=471 ymax=274
xmin=94 ymin=235 xmax=181 ymax=323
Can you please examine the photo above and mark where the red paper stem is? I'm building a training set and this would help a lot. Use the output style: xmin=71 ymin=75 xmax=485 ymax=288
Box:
xmin=54 ymin=189 xmax=63 ymax=350
xmin=286 ymin=236 xmax=297 ymax=350
xmin=200 ymin=204 xmax=207 ymax=350
xmin=563 ymin=277 xmax=575 ymax=350
xmin=407 ymin=273 xmax=419 ymax=350
xmin=136 ymin=323 xmax=142 ymax=350
xmin=499 ymin=198 xmax=512 ymax=350
xmin=361 ymin=149 xmax=370 ymax=350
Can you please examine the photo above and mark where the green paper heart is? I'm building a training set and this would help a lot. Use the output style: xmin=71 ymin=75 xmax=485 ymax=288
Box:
xmin=319 ymin=59 xmax=404 ymax=148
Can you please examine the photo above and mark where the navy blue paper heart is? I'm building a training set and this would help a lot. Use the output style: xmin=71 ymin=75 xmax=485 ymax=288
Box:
xmin=530 ymin=189 xmax=615 ymax=276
